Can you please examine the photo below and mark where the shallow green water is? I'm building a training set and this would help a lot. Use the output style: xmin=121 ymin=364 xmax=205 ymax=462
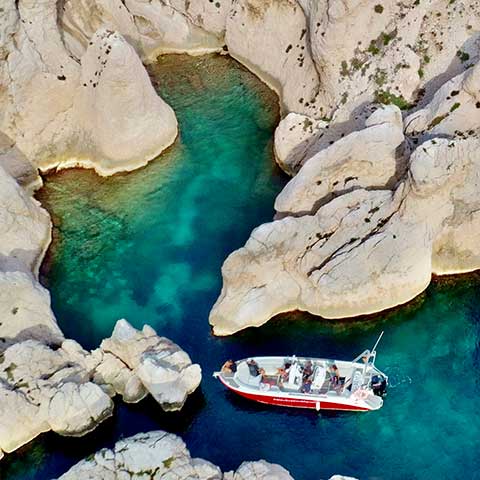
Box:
xmin=2 ymin=54 xmax=479 ymax=480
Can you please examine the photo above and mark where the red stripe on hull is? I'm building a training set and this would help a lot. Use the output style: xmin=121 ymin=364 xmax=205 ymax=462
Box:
xmin=220 ymin=377 xmax=369 ymax=412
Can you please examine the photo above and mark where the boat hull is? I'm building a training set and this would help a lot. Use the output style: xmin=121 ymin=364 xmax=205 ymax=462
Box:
xmin=218 ymin=375 xmax=371 ymax=412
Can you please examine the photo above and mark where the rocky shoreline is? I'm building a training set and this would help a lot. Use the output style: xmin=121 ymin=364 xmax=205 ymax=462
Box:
xmin=1 ymin=0 xmax=479 ymax=476
xmin=56 ymin=431 xmax=357 ymax=480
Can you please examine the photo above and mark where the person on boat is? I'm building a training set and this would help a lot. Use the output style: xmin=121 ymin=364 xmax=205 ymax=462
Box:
xmin=277 ymin=361 xmax=291 ymax=381
xmin=329 ymin=364 xmax=340 ymax=387
xmin=221 ymin=359 xmax=237 ymax=375
xmin=303 ymin=360 xmax=313 ymax=381
xmin=247 ymin=359 xmax=265 ymax=377
xmin=301 ymin=377 xmax=312 ymax=393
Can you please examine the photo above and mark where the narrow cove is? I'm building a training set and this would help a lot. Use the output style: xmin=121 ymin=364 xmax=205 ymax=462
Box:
xmin=1 ymin=54 xmax=479 ymax=480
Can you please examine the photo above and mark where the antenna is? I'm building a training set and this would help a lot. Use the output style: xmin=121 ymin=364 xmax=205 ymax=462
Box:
xmin=371 ymin=331 xmax=384 ymax=354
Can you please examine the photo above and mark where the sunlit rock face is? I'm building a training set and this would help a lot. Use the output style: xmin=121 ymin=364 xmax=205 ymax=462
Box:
xmin=211 ymin=111 xmax=480 ymax=335
xmin=207 ymin=0 xmax=480 ymax=335
xmin=98 ymin=319 xmax=202 ymax=411
xmin=0 ymin=316 xmax=201 ymax=457
xmin=56 ymin=430 xmax=354 ymax=480
xmin=0 ymin=339 xmax=114 ymax=454
xmin=0 ymin=1 xmax=177 ymax=177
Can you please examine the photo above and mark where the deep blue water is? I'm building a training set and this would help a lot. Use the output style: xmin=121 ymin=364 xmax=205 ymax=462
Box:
xmin=2 ymin=54 xmax=479 ymax=480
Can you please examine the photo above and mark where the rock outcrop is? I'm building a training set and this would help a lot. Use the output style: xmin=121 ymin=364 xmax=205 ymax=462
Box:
xmin=59 ymin=0 xmax=227 ymax=61
xmin=0 ymin=339 xmax=114 ymax=454
xmin=2 ymin=0 xmax=479 ymax=180
xmin=210 ymin=90 xmax=480 ymax=335
xmin=0 ymin=317 xmax=201 ymax=456
xmin=98 ymin=319 xmax=202 ymax=411
xmin=56 ymin=430 xmax=354 ymax=480
xmin=275 ymin=105 xmax=404 ymax=215
xmin=225 ymin=0 xmax=322 ymax=116
xmin=0 ymin=164 xmax=61 ymax=345
xmin=1 ymin=0 xmax=178 ymax=177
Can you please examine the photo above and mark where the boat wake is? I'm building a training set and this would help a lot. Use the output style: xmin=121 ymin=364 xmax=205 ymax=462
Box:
xmin=384 ymin=366 xmax=412 ymax=389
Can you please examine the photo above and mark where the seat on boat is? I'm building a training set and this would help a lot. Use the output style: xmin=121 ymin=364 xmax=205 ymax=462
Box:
xmin=311 ymin=364 xmax=327 ymax=390
xmin=235 ymin=362 xmax=262 ymax=388
xmin=351 ymin=369 xmax=363 ymax=392
xmin=284 ymin=362 xmax=303 ymax=390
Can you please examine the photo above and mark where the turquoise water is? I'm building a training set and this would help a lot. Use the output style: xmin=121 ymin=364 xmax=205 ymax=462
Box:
xmin=2 ymin=54 xmax=479 ymax=480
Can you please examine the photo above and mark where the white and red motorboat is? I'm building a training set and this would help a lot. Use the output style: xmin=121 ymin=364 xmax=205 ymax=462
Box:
xmin=213 ymin=332 xmax=388 ymax=412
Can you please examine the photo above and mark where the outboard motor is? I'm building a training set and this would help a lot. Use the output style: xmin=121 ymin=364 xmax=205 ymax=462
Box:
xmin=371 ymin=374 xmax=388 ymax=397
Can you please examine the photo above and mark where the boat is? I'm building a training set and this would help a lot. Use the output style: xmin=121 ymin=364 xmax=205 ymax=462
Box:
xmin=213 ymin=332 xmax=388 ymax=412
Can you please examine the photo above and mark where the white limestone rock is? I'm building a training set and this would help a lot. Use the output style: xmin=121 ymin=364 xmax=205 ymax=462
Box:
xmin=93 ymin=351 xmax=147 ymax=403
xmin=0 ymin=340 xmax=113 ymax=453
xmin=66 ymin=28 xmax=178 ymax=175
xmin=0 ymin=386 xmax=50 ymax=455
xmin=56 ymin=431 xmax=208 ymax=479
xmin=275 ymin=105 xmax=404 ymax=215
xmin=329 ymin=477 xmax=359 ymax=480
xmin=0 ymin=165 xmax=51 ymax=274
xmin=59 ymin=0 xmax=225 ymax=62
xmin=228 ymin=460 xmax=294 ymax=480
xmin=171 ymin=0 xmax=233 ymax=39
xmin=225 ymin=0 xmax=321 ymax=116
xmin=56 ymin=431 xmax=301 ymax=480
xmin=46 ymin=382 xmax=114 ymax=436
xmin=0 ymin=132 xmax=41 ymax=192
xmin=0 ymin=271 xmax=63 ymax=345
xmin=211 ymin=133 xmax=480 ymax=335
xmin=405 ymin=62 xmax=480 ymax=140
xmin=1 ymin=2 xmax=178 ymax=177
xmin=99 ymin=319 xmax=201 ymax=410
xmin=0 ymin=164 xmax=62 ymax=345
xmin=274 ymin=113 xmax=327 ymax=175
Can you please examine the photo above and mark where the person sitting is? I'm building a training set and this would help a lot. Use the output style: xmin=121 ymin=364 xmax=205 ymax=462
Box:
xmin=301 ymin=378 xmax=312 ymax=393
xmin=277 ymin=362 xmax=291 ymax=381
xmin=221 ymin=359 xmax=237 ymax=375
xmin=329 ymin=364 xmax=340 ymax=388
xmin=303 ymin=360 xmax=313 ymax=381
xmin=247 ymin=359 xmax=264 ymax=377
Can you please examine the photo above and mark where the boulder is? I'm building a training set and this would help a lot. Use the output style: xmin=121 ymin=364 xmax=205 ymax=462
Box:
xmin=56 ymin=431 xmax=297 ymax=480
xmin=46 ymin=382 xmax=114 ymax=436
xmin=227 ymin=460 xmax=294 ymax=480
xmin=55 ymin=430 xmax=357 ymax=479
xmin=0 ymin=340 xmax=113 ymax=453
xmin=274 ymin=113 xmax=327 ymax=175
xmin=99 ymin=319 xmax=202 ymax=411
